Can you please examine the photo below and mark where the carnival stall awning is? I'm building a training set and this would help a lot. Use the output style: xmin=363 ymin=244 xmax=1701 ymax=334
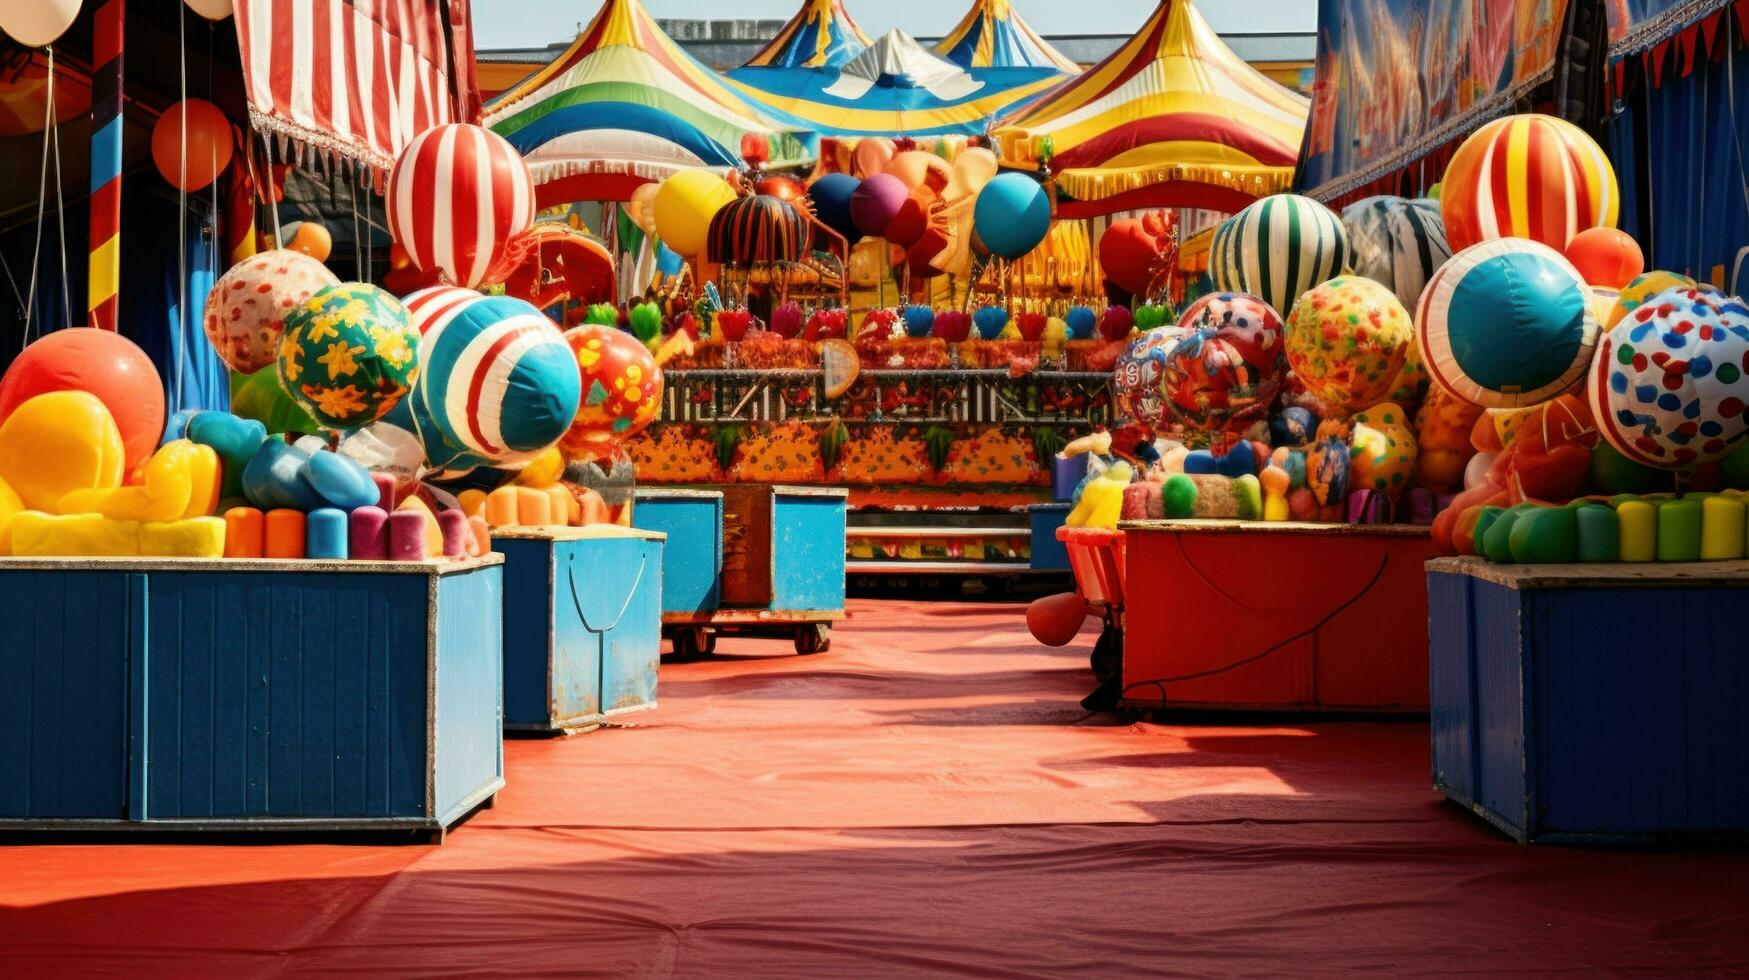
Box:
xmin=727 ymin=26 xmax=1065 ymax=139
xmin=235 ymin=0 xmax=479 ymax=175
xmin=483 ymin=0 xmax=811 ymax=202
xmin=932 ymin=0 xmax=1081 ymax=72
xmin=743 ymin=0 xmax=873 ymax=69
xmin=993 ymin=0 xmax=1308 ymax=218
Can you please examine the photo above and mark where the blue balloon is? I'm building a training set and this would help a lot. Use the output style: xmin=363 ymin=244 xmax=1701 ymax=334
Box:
xmin=903 ymin=305 xmax=935 ymax=338
xmin=1064 ymin=306 xmax=1097 ymax=340
xmin=973 ymin=306 xmax=1009 ymax=340
xmin=808 ymin=173 xmax=861 ymax=243
xmin=972 ymin=173 xmax=1051 ymax=260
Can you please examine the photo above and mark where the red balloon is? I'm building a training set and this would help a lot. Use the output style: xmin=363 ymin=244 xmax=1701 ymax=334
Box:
xmin=1099 ymin=218 xmax=1167 ymax=295
xmin=1027 ymin=591 xmax=1088 ymax=646
xmin=0 ymin=328 xmax=166 ymax=476
xmin=151 ymin=99 xmax=233 ymax=192
xmin=740 ymin=133 xmax=771 ymax=167
xmin=906 ymin=224 xmax=952 ymax=279
xmin=386 ymin=123 xmax=535 ymax=289
xmin=885 ymin=198 xmax=928 ymax=248
xmin=755 ymin=174 xmax=807 ymax=206
xmin=1563 ymin=227 xmax=1644 ymax=289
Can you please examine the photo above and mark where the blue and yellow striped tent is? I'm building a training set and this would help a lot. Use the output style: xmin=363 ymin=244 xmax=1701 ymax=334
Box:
xmin=932 ymin=0 xmax=1080 ymax=73
xmin=743 ymin=0 xmax=873 ymax=69
xmin=728 ymin=26 xmax=1066 ymax=140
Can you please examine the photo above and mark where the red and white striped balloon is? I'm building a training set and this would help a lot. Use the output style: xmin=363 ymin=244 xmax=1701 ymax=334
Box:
xmin=386 ymin=124 xmax=535 ymax=290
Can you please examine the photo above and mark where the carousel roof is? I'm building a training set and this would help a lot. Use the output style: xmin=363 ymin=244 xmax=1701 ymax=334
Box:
xmin=727 ymin=28 xmax=1063 ymax=139
xmin=743 ymin=0 xmax=873 ymax=69
xmin=484 ymin=0 xmax=810 ymax=192
xmin=992 ymin=0 xmax=1307 ymax=216
xmin=932 ymin=0 xmax=1081 ymax=73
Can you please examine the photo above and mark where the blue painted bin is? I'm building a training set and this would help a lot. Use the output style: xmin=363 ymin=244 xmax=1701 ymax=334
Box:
xmin=1428 ymin=557 xmax=1749 ymax=844
xmin=1029 ymin=503 xmax=1071 ymax=570
xmin=494 ymin=526 xmax=664 ymax=735
xmin=633 ymin=488 xmax=723 ymax=616
xmin=0 ymin=556 xmax=504 ymax=840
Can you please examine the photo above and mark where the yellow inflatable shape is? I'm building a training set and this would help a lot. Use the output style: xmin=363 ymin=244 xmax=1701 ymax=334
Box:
xmin=0 ymin=475 xmax=21 ymax=555
xmin=513 ymin=447 xmax=565 ymax=488
xmin=140 ymin=516 xmax=226 ymax=558
xmin=58 ymin=440 xmax=202 ymax=523
xmin=183 ymin=443 xmax=223 ymax=518
xmin=9 ymin=511 xmax=144 ymax=557
xmin=0 ymin=391 xmax=126 ymax=511
xmin=395 ymin=496 xmax=445 ymax=557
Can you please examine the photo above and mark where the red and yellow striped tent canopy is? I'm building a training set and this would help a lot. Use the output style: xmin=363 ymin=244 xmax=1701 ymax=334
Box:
xmin=992 ymin=0 xmax=1307 ymax=219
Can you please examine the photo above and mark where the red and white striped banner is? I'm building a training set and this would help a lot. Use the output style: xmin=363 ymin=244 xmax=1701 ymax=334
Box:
xmin=235 ymin=0 xmax=480 ymax=175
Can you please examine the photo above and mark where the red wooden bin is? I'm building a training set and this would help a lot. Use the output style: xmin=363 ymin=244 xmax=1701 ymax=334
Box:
xmin=1057 ymin=526 xmax=1127 ymax=615
xmin=1118 ymin=520 xmax=1438 ymax=713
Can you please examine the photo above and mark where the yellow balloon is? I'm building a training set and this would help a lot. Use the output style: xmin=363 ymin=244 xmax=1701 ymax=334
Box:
xmin=0 ymin=391 xmax=126 ymax=512
xmin=653 ymin=169 xmax=735 ymax=258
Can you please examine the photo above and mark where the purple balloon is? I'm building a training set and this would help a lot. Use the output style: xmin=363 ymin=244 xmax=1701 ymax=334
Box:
xmin=849 ymin=173 xmax=909 ymax=239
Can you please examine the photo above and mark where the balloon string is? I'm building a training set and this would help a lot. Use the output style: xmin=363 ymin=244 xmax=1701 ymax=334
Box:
xmin=23 ymin=47 xmax=57 ymax=350
xmin=176 ymin=5 xmax=189 ymax=410
xmin=50 ymin=49 xmax=70 ymax=324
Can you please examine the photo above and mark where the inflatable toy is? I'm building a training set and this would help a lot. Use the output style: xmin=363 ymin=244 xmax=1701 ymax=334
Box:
xmin=0 ymin=328 xmax=165 ymax=476
xmin=559 ymin=324 xmax=662 ymax=457
xmin=1440 ymin=113 xmax=1618 ymax=252
xmin=1284 ymin=276 xmax=1412 ymax=416
xmin=0 ymin=391 xmax=125 ymax=511
xmin=203 ymin=250 xmax=341 ymax=374
xmin=1604 ymin=270 xmax=1699 ymax=329
xmin=1164 ymin=293 xmax=1285 ymax=433
xmin=1210 ymin=194 xmax=1350 ymax=318
xmin=1588 ymin=286 xmax=1749 ymax=467
xmin=1113 ymin=326 xmax=1188 ymax=425
xmin=278 ymin=283 xmax=419 ymax=429
xmin=59 ymin=440 xmax=219 ymax=522
xmin=231 ymin=365 xmax=321 ymax=435
xmin=972 ymin=173 xmax=1050 ymax=260
xmin=1416 ymin=238 xmax=1598 ymax=409
xmin=386 ymin=123 xmax=535 ymax=287
xmin=1564 ymin=227 xmax=1643 ymax=289
xmin=151 ymin=98 xmax=232 ymax=191
xmin=1341 ymin=196 xmax=1451 ymax=309
xmin=417 ymin=294 xmax=580 ymax=464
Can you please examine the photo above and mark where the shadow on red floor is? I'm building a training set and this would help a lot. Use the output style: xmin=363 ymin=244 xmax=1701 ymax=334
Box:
xmin=3 ymin=599 xmax=1746 ymax=976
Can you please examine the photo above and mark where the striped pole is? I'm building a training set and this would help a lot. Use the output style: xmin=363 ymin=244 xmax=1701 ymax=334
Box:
xmin=87 ymin=0 xmax=125 ymax=331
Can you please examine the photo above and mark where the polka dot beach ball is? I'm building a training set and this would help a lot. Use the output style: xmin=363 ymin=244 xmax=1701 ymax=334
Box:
xmin=416 ymin=295 xmax=582 ymax=465
xmin=1283 ymin=276 xmax=1413 ymax=417
xmin=1587 ymin=287 xmax=1749 ymax=468
xmin=277 ymin=282 xmax=419 ymax=429
xmin=204 ymin=249 xmax=339 ymax=374
xmin=1416 ymin=238 xmax=1597 ymax=410
xmin=559 ymin=325 xmax=662 ymax=457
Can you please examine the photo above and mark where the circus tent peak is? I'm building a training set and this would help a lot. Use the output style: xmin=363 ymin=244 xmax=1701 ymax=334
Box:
xmin=993 ymin=0 xmax=1308 ymax=217
xmin=932 ymin=0 xmax=1080 ymax=73
xmin=743 ymin=0 xmax=874 ymax=69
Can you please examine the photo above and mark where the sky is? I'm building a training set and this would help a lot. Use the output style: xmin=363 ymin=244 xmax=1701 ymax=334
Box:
xmin=470 ymin=0 xmax=1318 ymax=50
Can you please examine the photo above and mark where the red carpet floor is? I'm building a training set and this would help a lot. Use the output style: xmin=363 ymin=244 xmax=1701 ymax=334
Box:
xmin=3 ymin=599 xmax=1747 ymax=977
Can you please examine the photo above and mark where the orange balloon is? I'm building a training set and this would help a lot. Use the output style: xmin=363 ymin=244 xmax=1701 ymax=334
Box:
xmin=754 ymin=174 xmax=806 ymax=206
xmin=281 ymin=221 xmax=333 ymax=262
xmin=1563 ymin=227 xmax=1644 ymax=289
xmin=852 ymin=138 xmax=895 ymax=179
xmin=151 ymin=98 xmax=233 ymax=191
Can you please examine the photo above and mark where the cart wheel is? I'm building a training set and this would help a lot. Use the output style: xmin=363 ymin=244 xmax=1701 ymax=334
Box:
xmin=672 ymin=626 xmax=711 ymax=660
xmin=703 ymin=631 xmax=719 ymax=656
xmin=795 ymin=623 xmax=831 ymax=655
xmin=1090 ymin=624 xmax=1122 ymax=683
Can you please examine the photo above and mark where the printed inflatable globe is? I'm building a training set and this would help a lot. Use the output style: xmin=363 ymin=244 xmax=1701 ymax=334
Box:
xmin=1163 ymin=293 xmax=1286 ymax=432
xmin=1210 ymin=194 xmax=1350 ymax=319
xmin=1112 ymin=326 xmax=1189 ymax=425
xmin=1415 ymin=238 xmax=1597 ymax=409
xmin=1441 ymin=113 xmax=1618 ymax=253
xmin=204 ymin=249 xmax=340 ymax=374
xmin=1587 ymin=287 xmax=1749 ymax=468
xmin=559 ymin=325 xmax=663 ymax=457
xmin=416 ymin=295 xmax=581 ymax=465
xmin=1283 ymin=276 xmax=1412 ymax=416
xmin=1605 ymin=270 xmax=1699 ymax=329
xmin=1340 ymin=196 xmax=1451 ymax=309
xmin=277 ymin=283 xmax=419 ymax=430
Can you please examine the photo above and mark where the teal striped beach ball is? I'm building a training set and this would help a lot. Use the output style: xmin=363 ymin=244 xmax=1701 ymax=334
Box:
xmin=1210 ymin=194 xmax=1351 ymax=319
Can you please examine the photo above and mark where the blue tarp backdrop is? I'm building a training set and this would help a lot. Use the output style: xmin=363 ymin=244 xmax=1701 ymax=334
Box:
xmin=0 ymin=173 xmax=229 ymax=416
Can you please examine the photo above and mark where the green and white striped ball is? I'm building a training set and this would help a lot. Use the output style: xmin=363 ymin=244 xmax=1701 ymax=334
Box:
xmin=1210 ymin=194 xmax=1351 ymax=319
xmin=1341 ymin=196 xmax=1452 ymax=310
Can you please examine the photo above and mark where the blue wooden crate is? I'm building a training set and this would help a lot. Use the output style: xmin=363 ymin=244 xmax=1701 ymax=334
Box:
xmin=768 ymin=486 xmax=848 ymax=613
xmin=1029 ymin=503 xmax=1071 ymax=571
xmin=1428 ymin=557 xmax=1749 ymax=844
xmin=633 ymin=489 xmax=723 ymax=616
xmin=495 ymin=527 xmax=664 ymax=735
xmin=0 ymin=556 xmax=504 ymax=839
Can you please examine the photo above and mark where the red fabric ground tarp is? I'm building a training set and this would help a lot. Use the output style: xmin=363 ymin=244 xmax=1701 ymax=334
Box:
xmin=2 ymin=599 xmax=1747 ymax=976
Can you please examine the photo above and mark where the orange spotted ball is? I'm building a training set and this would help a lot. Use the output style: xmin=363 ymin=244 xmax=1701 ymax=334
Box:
xmin=559 ymin=325 xmax=662 ymax=457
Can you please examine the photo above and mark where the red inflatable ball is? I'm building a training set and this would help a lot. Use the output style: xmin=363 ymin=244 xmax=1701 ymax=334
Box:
xmin=1099 ymin=218 xmax=1167 ymax=296
xmin=151 ymin=98 xmax=233 ymax=192
xmin=0 ymin=328 xmax=166 ymax=476
xmin=885 ymin=197 xmax=929 ymax=248
xmin=1563 ymin=227 xmax=1644 ymax=289
xmin=1026 ymin=591 xmax=1088 ymax=647
xmin=754 ymin=174 xmax=807 ymax=206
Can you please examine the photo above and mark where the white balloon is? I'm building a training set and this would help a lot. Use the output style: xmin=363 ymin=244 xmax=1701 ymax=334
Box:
xmin=1463 ymin=452 xmax=1496 ymax=491
xmin=0 ymin=0 xmax=82 ymax=47
xmin=183 ymin=0 xmax=233 ymax=20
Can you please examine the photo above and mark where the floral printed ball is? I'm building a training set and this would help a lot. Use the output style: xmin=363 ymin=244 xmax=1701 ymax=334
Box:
xmin=277 ymin=283 xmax=418 ymax=430
xmin=1284 ymin=275 xmax=1412 ymax=417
